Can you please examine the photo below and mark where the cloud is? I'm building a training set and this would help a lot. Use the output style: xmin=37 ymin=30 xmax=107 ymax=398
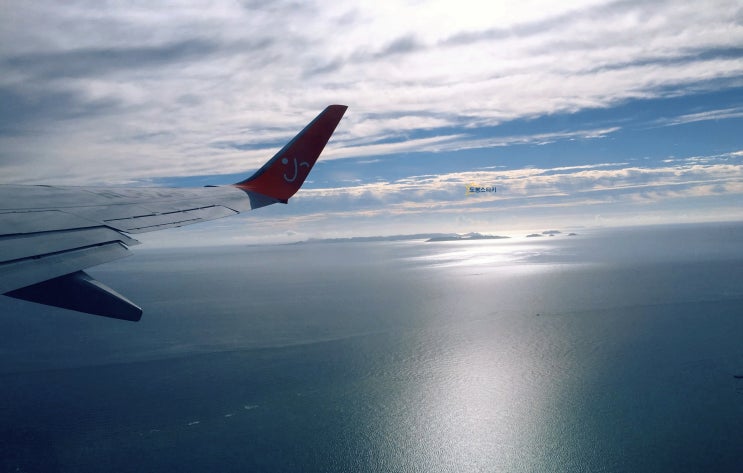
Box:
xmin=3 ymin=39 xmax=224 ymax=80
xmin=293 ymin=151 xmax=743 ymax=212
xmin=427 ymin=127 xmax=622 ymax=152
xmin=654 ymin=107 xmax=743 ymax=127
xmin=0 ymin=0 xmax=741 ymax=184
xmin=0 ymin=84 xmax=121 ymax=135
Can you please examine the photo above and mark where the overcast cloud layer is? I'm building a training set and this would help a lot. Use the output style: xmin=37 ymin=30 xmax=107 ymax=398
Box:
xmin=1 ymin=0 xmax=742 ymax=241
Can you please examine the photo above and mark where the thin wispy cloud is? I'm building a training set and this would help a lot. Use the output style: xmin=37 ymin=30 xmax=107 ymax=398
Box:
xmin=297 ymin=151 xmax=743 ymax=205
xmin=655 ymin=107 xmax=743 ymax=127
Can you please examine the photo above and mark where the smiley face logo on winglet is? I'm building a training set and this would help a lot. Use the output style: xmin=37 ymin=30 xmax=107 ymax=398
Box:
xmin=282 ymin=157 xmax=310 ymax=183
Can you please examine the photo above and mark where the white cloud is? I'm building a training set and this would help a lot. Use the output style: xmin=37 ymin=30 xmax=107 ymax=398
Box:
xmin=292 ymin=151 xmax=743 ymax=213
xmin=654 ymin=107 xmax=743 ymax=127
xmin=1 ymin=0 xmax=742 ymax=183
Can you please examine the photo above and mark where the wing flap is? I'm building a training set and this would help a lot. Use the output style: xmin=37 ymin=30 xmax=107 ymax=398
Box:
xmin=0 ymin=242 xmax=131 ymax=294
xmin=0 ymin=227 xmax=138 ymax=262
xmin=0 ymin=210 xmax=99 ymax=235
xmin=103 ymin=204 xmax=238 ymax=233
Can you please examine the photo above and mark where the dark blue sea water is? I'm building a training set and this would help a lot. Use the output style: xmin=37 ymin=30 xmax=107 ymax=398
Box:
xmin=1 ymin=222 xmax=742 ymax=472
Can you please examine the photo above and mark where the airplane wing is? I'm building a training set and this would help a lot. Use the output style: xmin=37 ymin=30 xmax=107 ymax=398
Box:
xmin=0 ymin=105 xmax=347 ymax=321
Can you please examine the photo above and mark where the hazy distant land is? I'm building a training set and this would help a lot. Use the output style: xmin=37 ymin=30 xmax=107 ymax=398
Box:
xmin=293 ymin=230 xmax=578 ymax=244
xmin=425 ymin=232 xmax=510 ymax=242
xmin=527 ymin=230 xmax=578 ymax=238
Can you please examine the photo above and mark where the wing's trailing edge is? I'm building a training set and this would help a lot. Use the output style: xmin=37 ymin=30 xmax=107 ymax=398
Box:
xmin=0 ymin=105 xmax=347 ymax=321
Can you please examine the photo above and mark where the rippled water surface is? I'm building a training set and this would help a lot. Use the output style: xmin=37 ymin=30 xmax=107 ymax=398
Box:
xmin=1 ymin=223 xmax=742 ymax=472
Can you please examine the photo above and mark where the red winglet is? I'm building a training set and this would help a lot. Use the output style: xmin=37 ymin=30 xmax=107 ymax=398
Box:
xmin=234 ymin=105 xmax=347 ymax=202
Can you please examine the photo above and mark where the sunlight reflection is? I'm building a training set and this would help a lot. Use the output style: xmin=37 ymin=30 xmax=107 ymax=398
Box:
xmin=404 ymin=240 xmax=555 ymax=269
xmin=376 ymin=315 xmax=569 ymax=471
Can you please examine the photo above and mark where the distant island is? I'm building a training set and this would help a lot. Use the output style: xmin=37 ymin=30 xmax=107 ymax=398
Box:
xmin=292 ymin=230 xmax=576 ymax=245
xmin=527 ymin=230 xmax=578 ymax=238
xmin=426 ymin=232 xmax=510 ymax=242
xmin=295 ymin=234 xmax=441 ymax=244
xmin=292 ymin=232 xmax=510 ymax=245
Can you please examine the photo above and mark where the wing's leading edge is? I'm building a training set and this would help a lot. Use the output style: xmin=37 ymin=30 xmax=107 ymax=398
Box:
xmin=0 ymin=105 xmax=347 ymax=320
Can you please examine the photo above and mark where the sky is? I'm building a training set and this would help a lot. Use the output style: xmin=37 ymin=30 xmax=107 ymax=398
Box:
xmin=1 ymin=0 xmax=742 ymax=245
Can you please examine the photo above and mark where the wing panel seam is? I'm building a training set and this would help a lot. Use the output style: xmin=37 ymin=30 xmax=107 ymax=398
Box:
xmin=0 ymin=240 xmax=129 ymax=268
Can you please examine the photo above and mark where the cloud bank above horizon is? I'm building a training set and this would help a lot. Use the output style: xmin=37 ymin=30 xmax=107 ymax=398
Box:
xmin=1 ymin=0 xmax=742 ymax=242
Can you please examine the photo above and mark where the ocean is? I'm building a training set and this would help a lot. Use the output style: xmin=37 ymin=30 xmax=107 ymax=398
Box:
xmin=1 ymin=222 xmax=742 ymax=472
